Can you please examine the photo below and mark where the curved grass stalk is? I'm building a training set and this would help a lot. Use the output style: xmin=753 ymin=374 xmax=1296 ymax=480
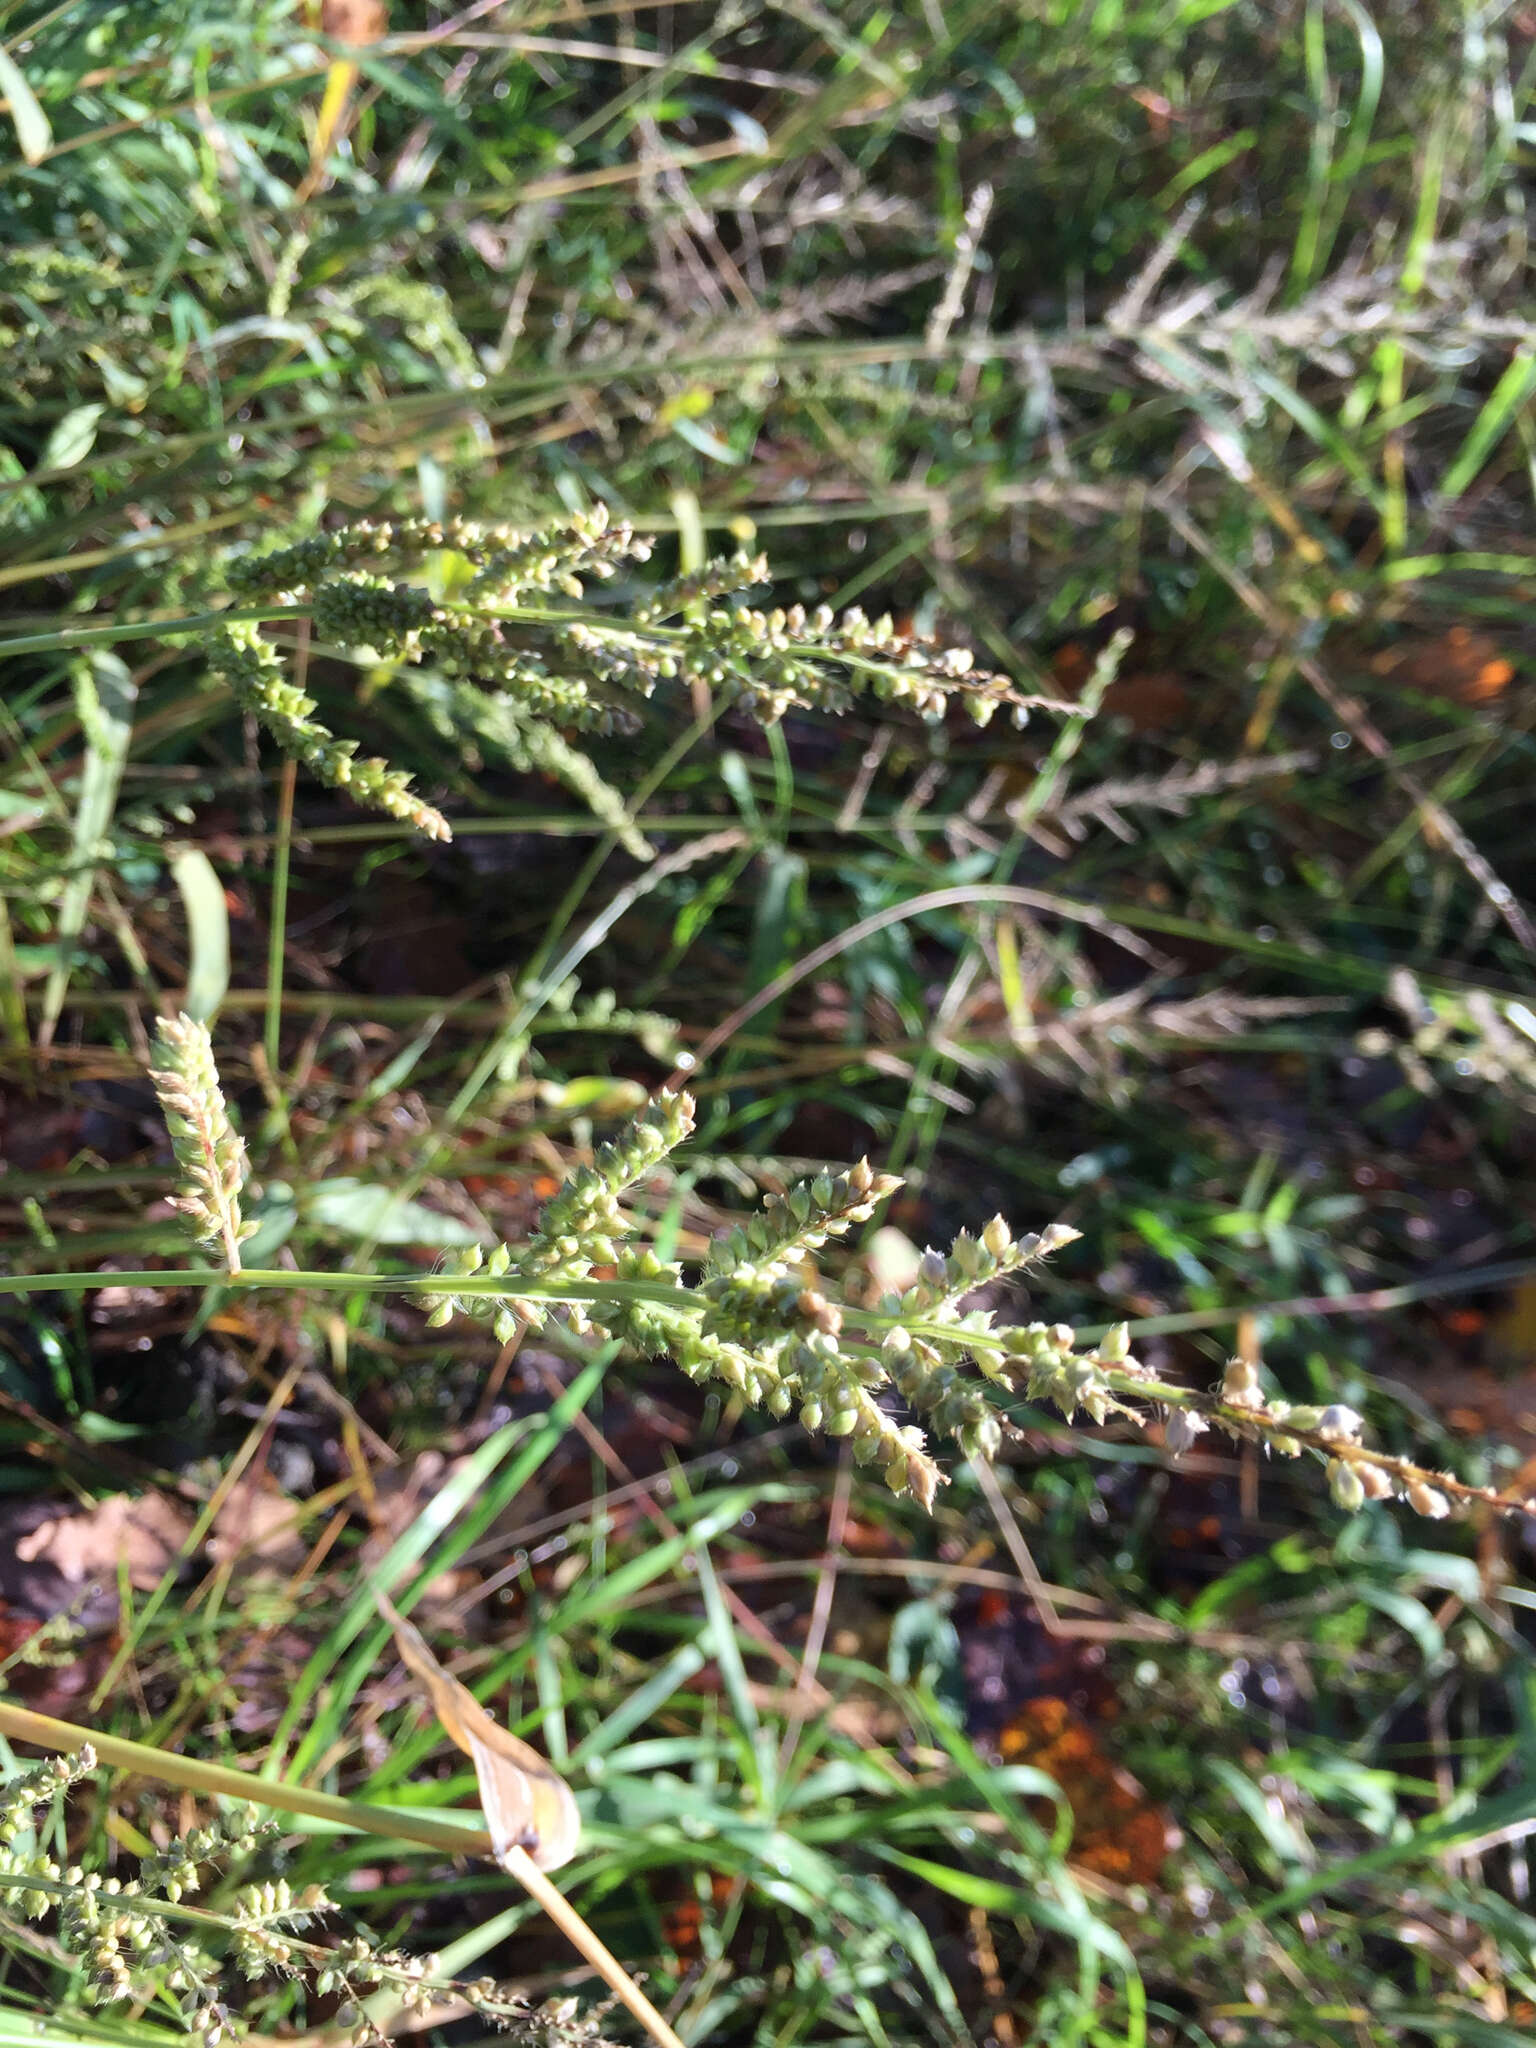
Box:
xmin=0 ymin=1702 xmax=683 ymax=2048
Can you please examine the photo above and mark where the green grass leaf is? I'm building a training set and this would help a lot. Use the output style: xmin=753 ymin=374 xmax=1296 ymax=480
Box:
xmin=0 ymin=47 xmax=51 ymax=165
xmin=168 ymin=845 xmax=229 ymax=1022
xmin=38 ymin=654 xmax=136 ymax=1048
xmin=301 ymin=1177 xmax=482 ymax=1246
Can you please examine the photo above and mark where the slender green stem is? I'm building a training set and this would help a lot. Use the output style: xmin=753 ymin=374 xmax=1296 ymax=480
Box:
xmin=0 ymin=1265 xmax=681 ymax=1307
xmin=4 ymin=1253 xmax=1533 ymax=1337
xmin=264 ymin=754 xmax=298 ymax=1075
xmin=0 ymin=605 xmax=302 ymax=660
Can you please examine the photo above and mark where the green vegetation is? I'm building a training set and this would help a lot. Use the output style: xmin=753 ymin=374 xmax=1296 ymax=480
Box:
xmin=1 ymin=3 xmax=1534 ymax=2044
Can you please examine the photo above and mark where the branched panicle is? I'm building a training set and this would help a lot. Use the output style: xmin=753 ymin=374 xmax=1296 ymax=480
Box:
xmin=405 ymin=1090 xmax=1494 ymax=1521
xmin=0 ymin=1765 xmax=618 ymax=2048
xmin=226 ymin=506 xmax=647 ymax=607
xmin=149 ymin=1014 xmax=257 ymax=1274
xmin=427 ymin=1090 xmax=697 ymax=1343
xmin=215 ymin=507 xmax=1026 ymax=846
xmin=419 ymin=1100 xmax=1072 ymax=1510
xmin=210 ymin=624 xmax=451 ymax=842
xmin=657 ymin=598 xmax=1010 ymax=728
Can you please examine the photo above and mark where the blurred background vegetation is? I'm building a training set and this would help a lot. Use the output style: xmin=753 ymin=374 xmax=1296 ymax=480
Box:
xmin=1 ymin=1 xmax=1534 ymax=2043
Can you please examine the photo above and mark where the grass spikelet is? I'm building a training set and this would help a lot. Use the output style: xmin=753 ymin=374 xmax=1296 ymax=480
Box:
xmin=149 ymin=1013 xmax=256 ymax=1274
xmin=210 ymin=624 xmax=452 ymax=843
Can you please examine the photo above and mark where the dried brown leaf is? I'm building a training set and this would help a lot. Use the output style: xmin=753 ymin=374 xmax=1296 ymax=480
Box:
xmin=14 ymin=1493 xmax=189 ymax=1592
xmin=376 ymin=1590 xmax=580 ymax=1873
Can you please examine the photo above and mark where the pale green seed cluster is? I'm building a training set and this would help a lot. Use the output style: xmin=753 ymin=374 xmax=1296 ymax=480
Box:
xmin=404 ymin=1085 xmax=1489 ymax=1516
xmin=224 ymin=505 xmax=645 ymax=608
xmin=544 ymin=981 xmax=680 ymax=1064
xmin=429 ymin=1090 xmax=698 ymax=1343
xmin=214 ymin=505 xmax=1022 ymax=844
xmin=0 ymin=1781 xmax=267 ymax=2035
xmin=310 ymin=572 xmax=437 ymax=649
xmin=1212 ymin=1359 xmax=1454 ymax=1518
xmin=882 ymin=1219 xmax=1085 ymax=1462
xmin=1000 ymin=1329 xmax=1484 ymax=1523
xmin=141 ymin=1023 xmax=1495 ymax=1525
xmin=328 ymin=275 xmax=481 ymax=387
xmin=209 ymin=623 xmax=452 ymax=842
xmin=149 ymin=1013 xmax=257 ymax=1273
xmin=0 ymin=1759 xmax=616 ymax=2048
xmin=137 ymin=1804 xmax=270 ymax=1903
xmin=420 ymin=1092 xmax=1084 ymax=1509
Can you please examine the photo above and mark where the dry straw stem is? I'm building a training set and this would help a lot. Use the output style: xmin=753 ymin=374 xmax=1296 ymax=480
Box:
xmin=0 ymin=1700 xmax=683 ymax=2048
xmin=148 ymin=1012 xmax=256 ymax=1273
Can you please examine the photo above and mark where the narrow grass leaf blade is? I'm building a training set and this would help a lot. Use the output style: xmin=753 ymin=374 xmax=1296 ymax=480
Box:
xmin=39 ymin=655 xmax=137 ymax=1047
xmin=691 ymin=1536 xmax=766 ymax=1792
xmin=0 ymin=48 xmax=51 ymax=164
xmin=570 ymin=1639 xmax=709 ymax=1767
xmin=1257 ymin=1777 xmax=1536 ymax=1920
xmin=169 ymin=846 xmax=230 ymax=1021
xmin=1438 ymin=350 xmax=1536 ymax=502
xmin=875 ymin=1847 xmax=1136 ymax=1966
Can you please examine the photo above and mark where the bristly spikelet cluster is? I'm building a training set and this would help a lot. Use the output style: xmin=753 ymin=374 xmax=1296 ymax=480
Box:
xmin=209 ymin=622 xmax=451 ymax=843
xmin=423 ymin=1090 xmax=1076 ymax=1508
xmin=214 ymin=506 xmax=1025 ymax=843
xmin=420 ymin=1089 xmax=1509 ymax=1522
xmin=139 ymin=1027 xmax=1497 ymax=1522
xmin=149 ymin=1014 xmax=257 ymax=1274
xmin=427 ymin=1091 xmax=697 ymax=1344
xmin=996 ymin=1325 xmax=1507 ymax=1522
xmin=0 ymin=1761 xmax=616 ymax=2048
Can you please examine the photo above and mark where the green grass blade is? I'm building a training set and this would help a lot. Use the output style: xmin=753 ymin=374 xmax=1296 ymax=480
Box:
xmin=168 ymin=845 xmax=230 ymax=1022
xmin=1437 ymin=348 xmax=1536 ymax=502
xmin=38 ymin=653 xmax=136 ymax=1048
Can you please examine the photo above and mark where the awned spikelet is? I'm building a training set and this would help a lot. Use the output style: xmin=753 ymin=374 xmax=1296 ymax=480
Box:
xmin=148 ymin=1014 xmax=256 ymax=1274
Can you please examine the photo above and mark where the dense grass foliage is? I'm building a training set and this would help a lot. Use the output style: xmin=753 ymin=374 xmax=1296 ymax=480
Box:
xmin=1 ymin=4 xmax=1534 ymax=2044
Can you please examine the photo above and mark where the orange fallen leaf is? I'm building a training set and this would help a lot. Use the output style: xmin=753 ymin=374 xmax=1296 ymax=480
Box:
xmin=374 ymin=1588 xmax=580 ymax=1872
xmin=998 ymin=1695 xmax=1179 ymax=1886
xmin=1370 ymin=627 xmax=1515 ymax=706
